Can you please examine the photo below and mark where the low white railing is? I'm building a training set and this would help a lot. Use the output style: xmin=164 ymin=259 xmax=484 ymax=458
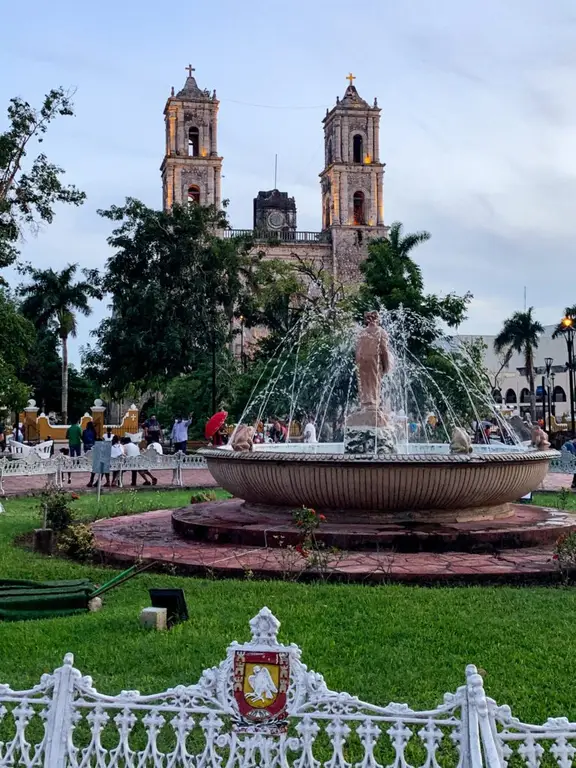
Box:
xmin=549 ymin=452 xmax=576 ymax=475
xmin=0 ymin=607 xmax=569 ymax=768
xmin=0 ymin=452 xmax=208 ymax=494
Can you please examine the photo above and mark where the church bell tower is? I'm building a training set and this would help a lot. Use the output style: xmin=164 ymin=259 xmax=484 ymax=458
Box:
xmin=161 ymin=66 xmax=223 ymax=210
xmin=320 ymin=75 xmax=388 ymax=273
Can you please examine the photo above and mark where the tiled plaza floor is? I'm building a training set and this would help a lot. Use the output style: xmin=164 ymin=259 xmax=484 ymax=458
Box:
xmin=0 ymin=469 xmax=217 ymax=495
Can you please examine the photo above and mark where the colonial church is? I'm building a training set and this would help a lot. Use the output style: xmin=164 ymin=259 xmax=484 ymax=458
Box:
xmin=161 ymin=67 xmax=388 ymax=275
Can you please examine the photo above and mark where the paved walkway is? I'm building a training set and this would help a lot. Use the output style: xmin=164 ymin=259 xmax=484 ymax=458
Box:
xmin=0 ymin=469 xmax=217 ymax=495
xmin=1 ymin=470 xmax=572 ymax=496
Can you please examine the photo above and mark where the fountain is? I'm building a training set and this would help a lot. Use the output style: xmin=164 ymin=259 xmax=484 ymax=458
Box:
xmin=166 ymin=312 xmax=573 ymax=570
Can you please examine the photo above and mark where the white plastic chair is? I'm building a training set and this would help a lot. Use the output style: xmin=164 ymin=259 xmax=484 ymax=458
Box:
xmin=33 ymin=440 xmax=54 ymax=459
xmin=7 ymin=440 xmax=33 ymax=456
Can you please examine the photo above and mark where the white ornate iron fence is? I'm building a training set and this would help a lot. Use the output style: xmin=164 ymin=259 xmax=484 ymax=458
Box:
xmin=549 ymin=453 xmax=576 ymax=475
xmin=0 ymin=452 xmax=208 ymax=495
xmin=0 ymin=607 xmax=564 ymax=768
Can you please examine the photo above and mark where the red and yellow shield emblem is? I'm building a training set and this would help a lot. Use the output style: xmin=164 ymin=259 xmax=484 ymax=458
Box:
xmin=233 ymin=651 xmax=290 ymax=726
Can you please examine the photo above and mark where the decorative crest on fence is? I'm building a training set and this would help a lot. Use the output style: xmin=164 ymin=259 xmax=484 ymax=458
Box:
xmin=0 ymin=608 xmax=574 ymax=767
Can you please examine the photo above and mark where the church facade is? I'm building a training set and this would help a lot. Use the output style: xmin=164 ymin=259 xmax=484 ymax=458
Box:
xmin=161 ymin=68 xmax=389 ymax=276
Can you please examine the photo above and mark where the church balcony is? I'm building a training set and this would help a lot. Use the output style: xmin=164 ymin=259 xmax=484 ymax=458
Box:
xmin=223 ymin=229 xmax=331 ymax=244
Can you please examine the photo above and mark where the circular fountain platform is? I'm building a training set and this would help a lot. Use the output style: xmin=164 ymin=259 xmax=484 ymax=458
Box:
xmin=171 ymin=499 xmax=575 ymax=554
xmin=199 ymin=446 xmax=558 ymax=523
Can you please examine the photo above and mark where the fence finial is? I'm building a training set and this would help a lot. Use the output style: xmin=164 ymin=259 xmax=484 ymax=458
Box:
xmin=249 ymin=607 xmax=280 ymax=646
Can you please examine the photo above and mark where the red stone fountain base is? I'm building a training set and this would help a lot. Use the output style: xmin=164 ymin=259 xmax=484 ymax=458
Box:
xmin=171 ymin=500 xmax=574 ymax=553
xmin=90 ymin=501 xmax=575 ymax=583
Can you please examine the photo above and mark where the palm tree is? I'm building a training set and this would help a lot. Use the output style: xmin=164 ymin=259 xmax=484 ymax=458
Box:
xmin=494 ymin=308 xmax=544 ymax=421
xmin=360 ymin=221 xmax=431 ymax=308
xmin=19 ymin=264 xmax=102 ymax=423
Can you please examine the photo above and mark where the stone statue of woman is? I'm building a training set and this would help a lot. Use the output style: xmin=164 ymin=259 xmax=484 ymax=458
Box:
xmin=347 ymin=311 xmax=393 ymax=428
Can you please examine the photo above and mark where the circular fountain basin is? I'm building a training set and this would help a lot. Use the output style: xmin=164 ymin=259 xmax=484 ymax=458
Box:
xmin=199 ymin=445 xmax=559 ymax=522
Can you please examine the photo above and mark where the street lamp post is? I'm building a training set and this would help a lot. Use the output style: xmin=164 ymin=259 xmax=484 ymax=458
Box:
xmin=551 ymin=372 xmax=556 ymax=416
xmin=561 ymin=317 xmax=576 ymax=435
xmin=544 ymin=357 xmax=553 ymax=432
xmin=239 ymin=316 xmax=246 ymax=373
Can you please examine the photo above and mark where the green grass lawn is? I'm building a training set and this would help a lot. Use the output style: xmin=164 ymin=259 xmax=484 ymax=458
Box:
xmin=0 ymin=489 xmax=575 ymax=724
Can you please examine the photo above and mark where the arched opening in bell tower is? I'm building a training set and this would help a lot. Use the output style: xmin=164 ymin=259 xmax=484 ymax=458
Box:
xmin=352 ymin=134 xmax=363 ymax=164
xmin=327 ymin=138 xmax=333 ymax=166
xmin=324 ymin=198 xmax=331 ymax=228
xmin=188 ymin=127 xmax=200 ymax=157
xmin=188 ymin=185 xmax=201 ymax=204
xmin=353 ymin=191 xmax=365 ymax=225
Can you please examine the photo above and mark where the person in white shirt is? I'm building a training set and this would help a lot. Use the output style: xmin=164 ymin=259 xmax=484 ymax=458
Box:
xmin=103 ymin=427 xmax=114 ymax=442
xmin=121 ymin=437 xmax=158 ymax=486
xmin=171 ymin=414 xmax=192 ymax=454
xmin=303 ymin=417 xmax=317 ymax=444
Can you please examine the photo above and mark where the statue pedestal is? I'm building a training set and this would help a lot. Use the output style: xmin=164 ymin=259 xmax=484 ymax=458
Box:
xmin=344 ymin=425 xmax=396 ymax=456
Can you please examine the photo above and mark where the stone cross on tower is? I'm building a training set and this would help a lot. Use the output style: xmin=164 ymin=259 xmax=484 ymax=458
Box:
xmin=346 ymin=72 xmax=356 ymax=86
xmin=186 ymin=64 xmax=195 ymax=78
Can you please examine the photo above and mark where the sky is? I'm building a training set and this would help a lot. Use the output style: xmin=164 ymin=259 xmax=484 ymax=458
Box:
xmin=2 ymin=0 xmax=576 ymax=366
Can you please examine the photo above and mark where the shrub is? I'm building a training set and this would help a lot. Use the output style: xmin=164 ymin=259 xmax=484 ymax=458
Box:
xmin=190 ymin=490 xmax=217 ymax=504
xmin=38 ymin=486 xmax=75 ymax=532
xmin=553 ymin=532 xmax=576 ymax=581
xmin=58 ymin=523 xmax=95 ymax=562
xmin=556 ymin=487 xmax=571 ymax=511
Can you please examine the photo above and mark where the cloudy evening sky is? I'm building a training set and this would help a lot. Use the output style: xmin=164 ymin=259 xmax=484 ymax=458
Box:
xmin=1 ymin=0 xmax=576 ymax=364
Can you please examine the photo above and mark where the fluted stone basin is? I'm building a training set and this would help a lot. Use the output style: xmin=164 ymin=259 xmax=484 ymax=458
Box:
xmin=199 ymin=446 xmax=559 ymax=522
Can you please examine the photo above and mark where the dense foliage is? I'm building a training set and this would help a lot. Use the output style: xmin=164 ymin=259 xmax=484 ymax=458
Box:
xmin=19 ymin=264 xmax=102 ymax=423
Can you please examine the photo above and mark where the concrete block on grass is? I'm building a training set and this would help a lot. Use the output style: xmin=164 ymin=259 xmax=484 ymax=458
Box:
xmin=140 ymin=606 xmax=167 ymax=630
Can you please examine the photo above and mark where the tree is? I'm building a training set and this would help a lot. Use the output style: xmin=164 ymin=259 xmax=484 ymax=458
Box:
xmin=494 ymin=308 xmax=544 ymax=421
xmin=0 ymin=289 xmax=35 ymax=411
xmin=355 ymin=223 xmax=485 ymax=425
xmin=19 ymin=264 xmax=102 ymax=423
xmin=0 ymin=88 xmax=86 ymax=277
xmin=87 ymin=199 xmax=261 ymax=401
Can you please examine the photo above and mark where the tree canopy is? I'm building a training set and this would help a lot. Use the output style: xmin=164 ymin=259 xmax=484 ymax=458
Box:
xmin=85 ymin=198 xmax=278 ymax=396
xmin=0 ymin=289 xmax=35 ymax=411
xmin=0 ymin=88 xmax=86 ymax=277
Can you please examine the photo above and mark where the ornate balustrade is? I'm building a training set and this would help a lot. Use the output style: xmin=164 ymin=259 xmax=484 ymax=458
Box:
xmin=223 ymin=228 xmax=332 ymax=244
xmin=0 ymin=452 xmax=208 ymax=494
xmin=0 ymin=607 xmax=568 ymax=767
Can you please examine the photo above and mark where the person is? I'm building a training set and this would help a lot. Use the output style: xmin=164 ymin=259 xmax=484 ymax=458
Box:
xmin=121 ymin=437 xmax=157 ymax=486
xmin=144 ymin=415 xmax=162 ymax=445
xmin=303 ymin=416 xmax=317 ymax=444
xmin=66 ymin=419 xmax=83 ymax=457
xmin=82 ymin=421 xmax=97 ymax=453
xmin=103 ymin=427 xmax=114 ymax=442
xmin=110 ymin=434 xmax=124 ymax=487
xmin=0 ymin=419 xmax=5 ymax=453
xmin=47 ymin=435 xmax=55 ymax=457
xmin=171 ymin=413 xmax=192 ymax=454
xmin=270 ymin=419 xmax=286 ymax=443
xmin=12 ymin=423 xmax=24 ymax=443
xmin=212 ymin=425 xmax=228 ymax=447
